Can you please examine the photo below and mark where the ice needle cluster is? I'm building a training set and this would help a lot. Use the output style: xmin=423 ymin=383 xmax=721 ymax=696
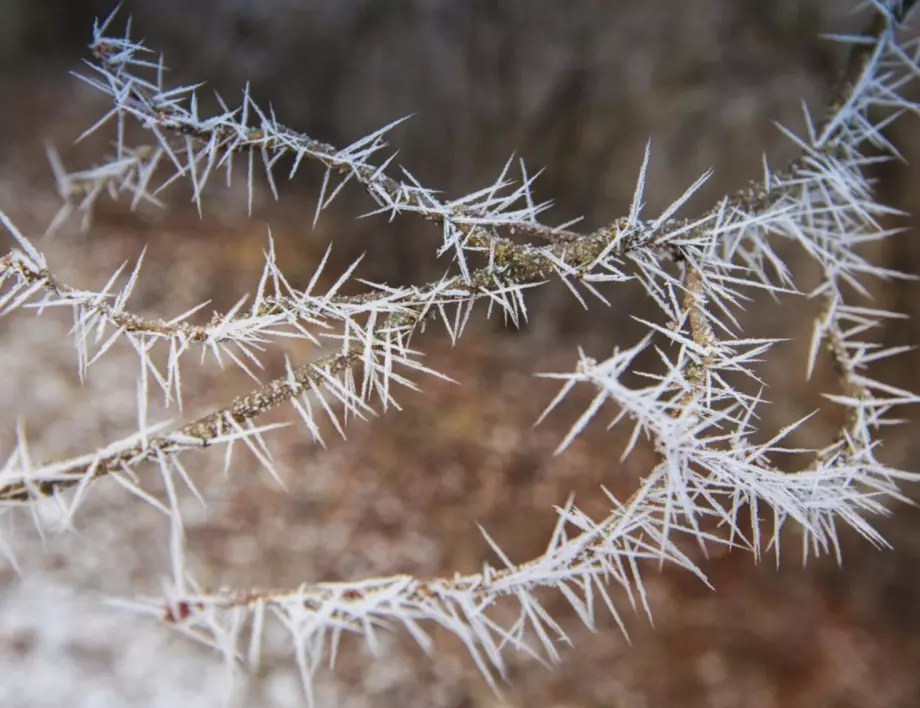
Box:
xmin=1 ymin=1 xmax=920 ymax=702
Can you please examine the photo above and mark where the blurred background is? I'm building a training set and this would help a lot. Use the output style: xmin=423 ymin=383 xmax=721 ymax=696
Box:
xmin=2 ymin=1 xmax=920 ymax=706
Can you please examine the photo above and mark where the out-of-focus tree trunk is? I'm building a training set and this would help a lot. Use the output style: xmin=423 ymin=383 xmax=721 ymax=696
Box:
xmin=0 ymin=0 xmax=99 ymax=62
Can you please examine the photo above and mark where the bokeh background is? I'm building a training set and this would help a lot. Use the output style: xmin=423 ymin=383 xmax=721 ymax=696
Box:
xmin=2 ymin=1 xmax=920 ymax=706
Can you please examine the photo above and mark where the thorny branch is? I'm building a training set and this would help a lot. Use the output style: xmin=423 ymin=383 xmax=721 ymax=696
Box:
xmin=1 ymin=1 xmax=919 ymax=702
xmin=0 ymin=346 xmax=362 ymax=503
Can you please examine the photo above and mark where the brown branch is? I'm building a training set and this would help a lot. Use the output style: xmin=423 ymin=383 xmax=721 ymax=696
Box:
xmin=0 ymin=347 xmax=362 ymax=503
xmin=8 ymin=2 xmax=910 ymax=507
xmin=0 ymin=225 xmax=645 ymax=503
xmin=1 ymin=252 xmax=210 ymax=342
